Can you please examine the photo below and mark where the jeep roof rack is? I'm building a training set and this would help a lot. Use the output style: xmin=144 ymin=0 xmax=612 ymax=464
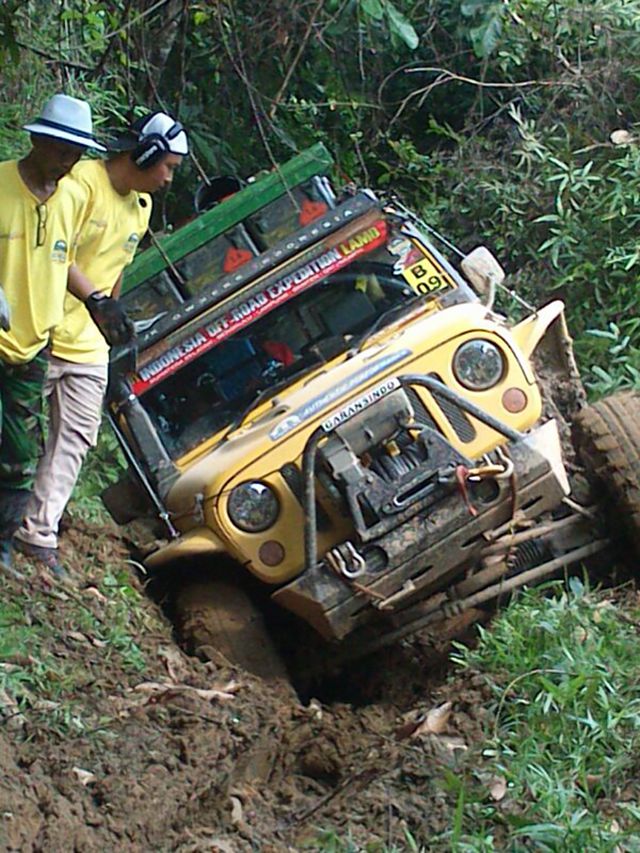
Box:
xmin=122 ymin=142 xmax=335 ymax=294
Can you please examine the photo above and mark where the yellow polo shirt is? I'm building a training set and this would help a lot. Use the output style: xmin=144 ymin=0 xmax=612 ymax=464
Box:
xmin=0 ymin=161 xmax=88 ymax=364
xmin=52 ymin=159 xmax=151 ymax=364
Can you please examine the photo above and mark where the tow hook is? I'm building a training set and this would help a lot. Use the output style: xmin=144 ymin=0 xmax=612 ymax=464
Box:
xmin=325 ymin=541 xmax=367 ymax=579
xmin=441 ymin=451 xmax=515 ymax=517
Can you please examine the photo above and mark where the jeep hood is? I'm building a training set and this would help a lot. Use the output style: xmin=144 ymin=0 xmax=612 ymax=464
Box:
xmin=164 ymin=300 xmax=543 ymax=517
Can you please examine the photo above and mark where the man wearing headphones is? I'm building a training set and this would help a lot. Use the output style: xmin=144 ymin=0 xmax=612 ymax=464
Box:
xmin=13 ymin=112 xmax=188 ymax=576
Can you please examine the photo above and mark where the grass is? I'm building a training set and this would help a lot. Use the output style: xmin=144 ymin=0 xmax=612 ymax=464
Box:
xmin=310 ymin=580 xmax=640 ymax=853
xmin=308 ymin=829 xmax=427 ymax=853
xmin=0 ymin=564 xmax=147 ymax=738
xmin=439 ymin=578 xmax=640 ymax=851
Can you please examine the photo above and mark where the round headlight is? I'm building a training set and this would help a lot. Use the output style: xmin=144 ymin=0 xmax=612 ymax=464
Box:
xmin=227 ymin=481 xmax=280 ymax=532
xmin=453 ymin=339 xmax=505 ymax=391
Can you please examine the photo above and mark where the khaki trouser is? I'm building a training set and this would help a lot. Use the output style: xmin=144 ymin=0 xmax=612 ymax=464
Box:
xmin=14 ymin=356 xmax=108 ymax=550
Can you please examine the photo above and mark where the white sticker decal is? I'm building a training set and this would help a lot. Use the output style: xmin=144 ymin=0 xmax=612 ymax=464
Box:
xmin=269 ymin=350 xmax=410 ymax=440
xmin=321 ymin=377 xmax=401 ymax=432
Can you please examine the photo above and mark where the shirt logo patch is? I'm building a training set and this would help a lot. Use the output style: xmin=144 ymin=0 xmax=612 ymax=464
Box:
xmin=51 ymin=239 xmax=68 ymax=263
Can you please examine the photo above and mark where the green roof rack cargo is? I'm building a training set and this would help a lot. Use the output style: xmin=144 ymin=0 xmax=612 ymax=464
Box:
xmin=122 ymin=142 xmax=335 ymax=296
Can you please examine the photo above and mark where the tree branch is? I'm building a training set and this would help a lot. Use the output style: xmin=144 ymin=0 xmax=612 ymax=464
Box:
xmin=268 ymin=0 xmax=324 ymax=119
xmin=14 ymin=39 xmax=94 ymax=72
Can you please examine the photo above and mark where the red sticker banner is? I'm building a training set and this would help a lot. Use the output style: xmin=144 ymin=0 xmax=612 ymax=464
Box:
xmin=133 ymin=220 xmax=388 ymax=394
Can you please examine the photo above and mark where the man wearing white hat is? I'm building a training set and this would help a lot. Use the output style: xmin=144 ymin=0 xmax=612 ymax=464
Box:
xmin=0 ymin=93 xmax=113 ymax=572
xmin=13 ymin=111 xmax=188 ymax=575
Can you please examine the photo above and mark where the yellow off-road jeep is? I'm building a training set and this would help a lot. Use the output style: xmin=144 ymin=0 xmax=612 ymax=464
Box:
xmin=105 ymin=144 xmax=635 ymax=678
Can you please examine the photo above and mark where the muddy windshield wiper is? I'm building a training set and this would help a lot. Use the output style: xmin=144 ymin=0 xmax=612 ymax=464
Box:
xmin=351 ymin=298 xmax=419 ymax=352
xmin=217 ymin=360 xmax=324 ymax=444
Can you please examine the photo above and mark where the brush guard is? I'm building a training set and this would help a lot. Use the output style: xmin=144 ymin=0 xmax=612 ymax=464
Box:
xmin=273 ymin=375 xmax=604 ymax=641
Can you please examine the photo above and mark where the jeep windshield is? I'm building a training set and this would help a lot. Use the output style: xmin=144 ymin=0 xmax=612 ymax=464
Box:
xmin=137 ymin=247 xmax=431 ymax=460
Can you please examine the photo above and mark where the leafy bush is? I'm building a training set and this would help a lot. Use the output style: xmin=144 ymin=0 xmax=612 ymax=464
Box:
xmin=444 ymin=581 xmax=640 ymax=850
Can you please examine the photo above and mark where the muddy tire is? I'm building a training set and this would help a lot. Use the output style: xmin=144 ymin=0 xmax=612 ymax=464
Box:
xmin=175 ymin=581 xmax=289 ymax=682
xmin=572 ymin=391 xmax=640 ymax=552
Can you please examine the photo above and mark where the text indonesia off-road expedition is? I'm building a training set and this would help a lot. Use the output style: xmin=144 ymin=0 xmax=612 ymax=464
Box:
xmin=103 ymin=143 xmax=639 ymax=673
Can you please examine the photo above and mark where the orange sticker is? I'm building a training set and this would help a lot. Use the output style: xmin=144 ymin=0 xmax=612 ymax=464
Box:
xmin=299 ymin=198 xmax=328 ymax=226
xmin=223 ymin=246 xmax=253 ymax=272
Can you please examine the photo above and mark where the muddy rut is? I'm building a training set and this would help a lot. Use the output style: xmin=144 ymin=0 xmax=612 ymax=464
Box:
xmin=0 ymin=519 xmax=494 ymax=852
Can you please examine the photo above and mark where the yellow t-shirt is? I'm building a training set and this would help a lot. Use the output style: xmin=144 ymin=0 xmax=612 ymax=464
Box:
xmin=52 ymin=159 xmax=151 ymax=364
xmin=0 ymin=161 xmax=88 ymax=364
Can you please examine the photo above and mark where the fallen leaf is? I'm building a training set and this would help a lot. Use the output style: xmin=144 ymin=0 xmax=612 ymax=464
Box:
xmin=132 ymin=680 xmax=240 ymax=702
xmin=230 ymin=796 xmax=244 ymax=826
xmin=420 ymin=733 xmax=468 ymax=765
xmin=585 ymin=773 xmax=604 ymax=789
xmin=440 ymin=735 xmax=468 ymax=754
xmin=182 ymin=832 xmax=236 ymax=853
xmin=193 ymin=686 xmax=240 ymax=701
xmin=33 ymin=700 xmax=61 ymax=712
xmin=158 ymin=646 xmax=190 ymax=683
xmin=1 ymin=653 xmax=34 ymax=667
xmin=489 ymin=775 xmax=507 ymax=801
xmin=83 ymin=586 xmax=108 ymax=602
xmin=0 ymin=688 xmax=26 ymax=730
xmin=72 ymin=767 xmax=96 ymax=787
xmin=66 ymin=631 xmax=89 ymax=644
xmin=412 ymin=701 xmax=452 ymax=737
xmin=307 ymin=699 xmax=323 ymax=720
xmin=610 ymin=129 xmax=634 ymax=145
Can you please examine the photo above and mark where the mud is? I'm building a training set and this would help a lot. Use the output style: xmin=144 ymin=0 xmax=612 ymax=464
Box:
xmin=0 ymin=518 xmax=496 ymax=852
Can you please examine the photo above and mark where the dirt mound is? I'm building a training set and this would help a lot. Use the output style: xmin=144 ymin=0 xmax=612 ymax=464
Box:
xmin=0 ymin=519 xmax=491 ymax=851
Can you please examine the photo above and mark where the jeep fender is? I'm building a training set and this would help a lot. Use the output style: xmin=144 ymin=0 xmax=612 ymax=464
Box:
xmin=511 ymin=299 xmax=585 ymax=412
xmin=144 ymin=527 xmax=227 ymax=569
xmin=511 ymin=300 xmax=567 ymax=359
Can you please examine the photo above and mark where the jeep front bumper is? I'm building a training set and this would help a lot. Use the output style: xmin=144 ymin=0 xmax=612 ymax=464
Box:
xmin=273 ymin=378 xmax=569 ymax=641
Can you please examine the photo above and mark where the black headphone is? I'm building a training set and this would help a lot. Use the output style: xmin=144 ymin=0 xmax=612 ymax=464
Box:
xmin=130 ymin=112 xmax=185 ymax=170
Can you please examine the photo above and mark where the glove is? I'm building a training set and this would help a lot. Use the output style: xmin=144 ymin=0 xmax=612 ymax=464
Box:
xmin=0 ymin=285 xmax=10 ymax=331
xmin=85 ymin=292 xmax=135 ymax=347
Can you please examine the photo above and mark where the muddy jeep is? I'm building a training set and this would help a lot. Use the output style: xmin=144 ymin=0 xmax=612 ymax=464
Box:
xmin=104 ymin=144 xmax=636 ymax=675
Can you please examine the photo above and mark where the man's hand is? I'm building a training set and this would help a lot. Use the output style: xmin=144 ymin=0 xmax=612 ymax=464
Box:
xmin=85 ymin=292 xmax=135 ymax=347
xmin=0 ymin=285 xmax=10 ymax=332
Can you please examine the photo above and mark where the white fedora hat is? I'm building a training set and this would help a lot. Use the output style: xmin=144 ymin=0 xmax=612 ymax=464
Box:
xmin=23 ymin=94 xmax=106 ymax=152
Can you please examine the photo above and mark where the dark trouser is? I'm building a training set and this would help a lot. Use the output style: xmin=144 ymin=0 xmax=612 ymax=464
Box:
xmin=0 ymin=352 xmax=48 ymax=539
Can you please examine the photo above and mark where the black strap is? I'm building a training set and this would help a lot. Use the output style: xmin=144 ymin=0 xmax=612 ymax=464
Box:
xmin=32 ymin=117 xmax=96 ymax=141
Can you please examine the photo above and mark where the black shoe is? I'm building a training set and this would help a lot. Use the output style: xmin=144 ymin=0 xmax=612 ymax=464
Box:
xmin=13 ymin=539 xmax=67 ymax=579
xmin=0 ymin=539 xmax=13 ymax=570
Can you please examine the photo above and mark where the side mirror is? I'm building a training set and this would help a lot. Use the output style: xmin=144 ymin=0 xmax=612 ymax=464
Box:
xmin=461 ymin=246 xmax=505 ymax=307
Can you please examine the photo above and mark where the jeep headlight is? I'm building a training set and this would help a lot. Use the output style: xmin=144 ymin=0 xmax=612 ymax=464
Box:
xmin=228 ymin=481 xmax=279 ymax=532
xmin=453 ymin=339 xmax=505 ymax=390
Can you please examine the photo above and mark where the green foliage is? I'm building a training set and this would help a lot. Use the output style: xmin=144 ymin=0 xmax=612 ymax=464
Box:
xmin=583 ymin=322 xmax=640 ymax=395
xmin=0 ymin=563 xmax=146 ymax=737
xmin=308 ymin=828 xmax=427 ymax=852
xmin=443 ymin=581 xmax=640 ymax=850
xmin=460 ymin=0 xmax=505 ymax=58
xmin=0 ymin=1 xmax=21 ymax=63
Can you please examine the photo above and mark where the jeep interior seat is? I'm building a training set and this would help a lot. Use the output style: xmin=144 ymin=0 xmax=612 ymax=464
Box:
xmin=322 ymin=289 xmax=377 ymax=336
